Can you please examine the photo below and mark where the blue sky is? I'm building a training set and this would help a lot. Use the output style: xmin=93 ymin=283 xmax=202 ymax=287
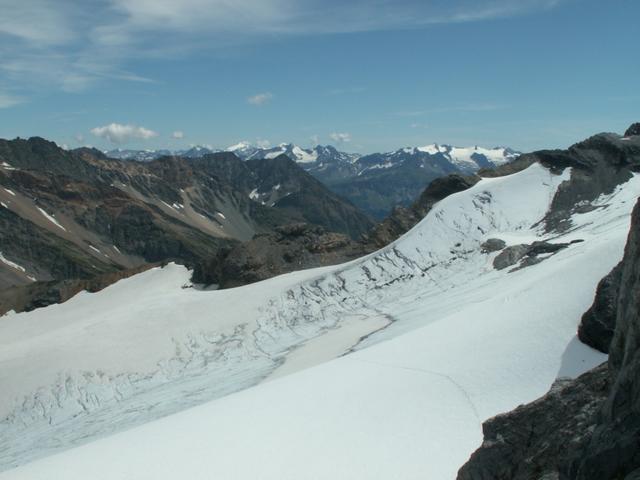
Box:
xmin=0 ymin=0 xmax=637 ymax=153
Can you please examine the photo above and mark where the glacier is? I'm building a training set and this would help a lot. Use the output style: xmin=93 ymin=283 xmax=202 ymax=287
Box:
xmin=0 ymin=163 xmax=638 ymax=478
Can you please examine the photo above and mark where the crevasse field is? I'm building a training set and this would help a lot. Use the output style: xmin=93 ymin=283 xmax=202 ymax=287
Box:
xmin=1 ymin=163 xmax=638 ymax=479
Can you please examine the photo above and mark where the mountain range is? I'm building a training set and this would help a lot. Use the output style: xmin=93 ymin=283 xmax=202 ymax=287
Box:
xmin=107 ymin=142 xmax=519 ymax=218
xmin=0 ymin=140 xmax=372 ymax=313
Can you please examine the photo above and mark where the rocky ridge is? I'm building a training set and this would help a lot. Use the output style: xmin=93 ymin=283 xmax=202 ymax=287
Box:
xmin=0 ymin=138 xmax=372 ymax=313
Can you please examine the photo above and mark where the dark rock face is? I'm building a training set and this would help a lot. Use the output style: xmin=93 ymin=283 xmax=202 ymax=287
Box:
xmin=578 ymin=262 xmax=622 ymax=353
xmin=457 ymin=197 xmax=640 ymax=480
xmin=0 ymin=206 xmax=118 ymax=286
xmin=0 ymin=138 xmax=377 ymax=311
xmin=245 ymin=155 xmax=374 ymax=240
xmin=492 ymin=241 xmax=571 ymax=271
xmin=477 ymin=155 xmax=538 ymax=178
xmin=536 ymin=131 xmax=640 ymax=233
xmin=625 ymin=123 xmax=640 ymax=137
xmin=192 ymin=223 xmax=364 ymax=288
xmin=457 ymin=365 xmax=610 ymax=480
xmin=570 ymin=199 xmax=640 ymax=480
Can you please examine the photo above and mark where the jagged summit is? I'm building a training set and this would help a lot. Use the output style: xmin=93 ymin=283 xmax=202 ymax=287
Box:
xmin=625 ymin=122 xmax=640 ymax=137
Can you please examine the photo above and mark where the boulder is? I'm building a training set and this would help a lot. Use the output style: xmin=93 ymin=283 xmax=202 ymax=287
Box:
xmin=493 ymin=244 xmax=529 ymax=270
xmin=480 ymin=238 xmax=506 ymax=253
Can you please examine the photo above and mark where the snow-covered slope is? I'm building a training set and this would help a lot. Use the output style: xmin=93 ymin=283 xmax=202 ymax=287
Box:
xmin=1 ymin=163 xmax=638 ymax=478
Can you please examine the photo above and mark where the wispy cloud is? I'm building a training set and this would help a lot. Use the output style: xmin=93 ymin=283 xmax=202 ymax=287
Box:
xmin=247 ymin=92 xmax=273 ymax=106
xmin=0 ymin=0 xmax=566 ymax=101
xmin=105 ymin=0 xmax=566 ymax=37
xmin=172 ymin=130 xmax=184 ymax=139
xmin=90 ymin=123 xmax=158 ymax=144
xmin=330 ymin=132 xmax=352 ymax=143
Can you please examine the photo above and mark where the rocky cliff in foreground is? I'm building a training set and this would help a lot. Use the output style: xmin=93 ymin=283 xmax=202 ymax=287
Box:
xmin=458 ymin=197 xmax=640 ymax=479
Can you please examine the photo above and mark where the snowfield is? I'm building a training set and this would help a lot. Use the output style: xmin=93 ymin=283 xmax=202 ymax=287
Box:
xmin=1 ymin=163 xmax=638 ymax=479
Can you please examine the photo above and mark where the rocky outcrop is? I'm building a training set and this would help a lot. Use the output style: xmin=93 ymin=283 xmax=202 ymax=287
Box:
xmin=480 ymin=238 xmax=506 ymax=253
xmin=457 ymin=365 xmax=610 ymax=480
xmin=535 ymin=132 xmax=640 ymax=232
xmin=457 ymin=194 xmax=640 ymax=480
xmin=192 ymin=223 xmax=365 ymax=288
xmin=578 ymin=262 xmax=622 ymax=354
xmin=492 ymin=244 xmax=531 ymax=270
xmin=569 ymin=198 xmax=640 ymax=480
xmin=491 ymin=240 xmax=576 ymax=271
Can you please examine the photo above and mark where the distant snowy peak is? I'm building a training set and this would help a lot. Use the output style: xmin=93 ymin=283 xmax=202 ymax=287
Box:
xmin=226 ymin=141 xmax=261 ymax=159
xmin=105 ymin=148 xmax=172 ymax=162
xmin=359 ymin=144 xmax=520 ymax=174
xmin=105 ymin=142 xmax=517 ymax=175
xmin=105 ymin=146 xmax=217 ymax=161
xmin=228 ymin=143 xmax=360 ymax=165
xmin=425 ymin=144 xmax=519 ymax=168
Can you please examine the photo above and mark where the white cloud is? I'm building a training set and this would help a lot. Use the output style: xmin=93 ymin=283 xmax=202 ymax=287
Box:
xmin=172 ymin=130 xmax=184 ymax=139
xmin=310 ymin=134 xmax=320 ymax=146
xmin=330 ymin=132 xmax=352 ymax=143
xmin=247 ymin=92 xmax=273 ymax=106
xmin=90 ymin=123 xmax=158 ymax=144
xmin=256 ymin=138 xmax=271 ymax=148
xmin=75 ymin=133 xmax=85 ymax=143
